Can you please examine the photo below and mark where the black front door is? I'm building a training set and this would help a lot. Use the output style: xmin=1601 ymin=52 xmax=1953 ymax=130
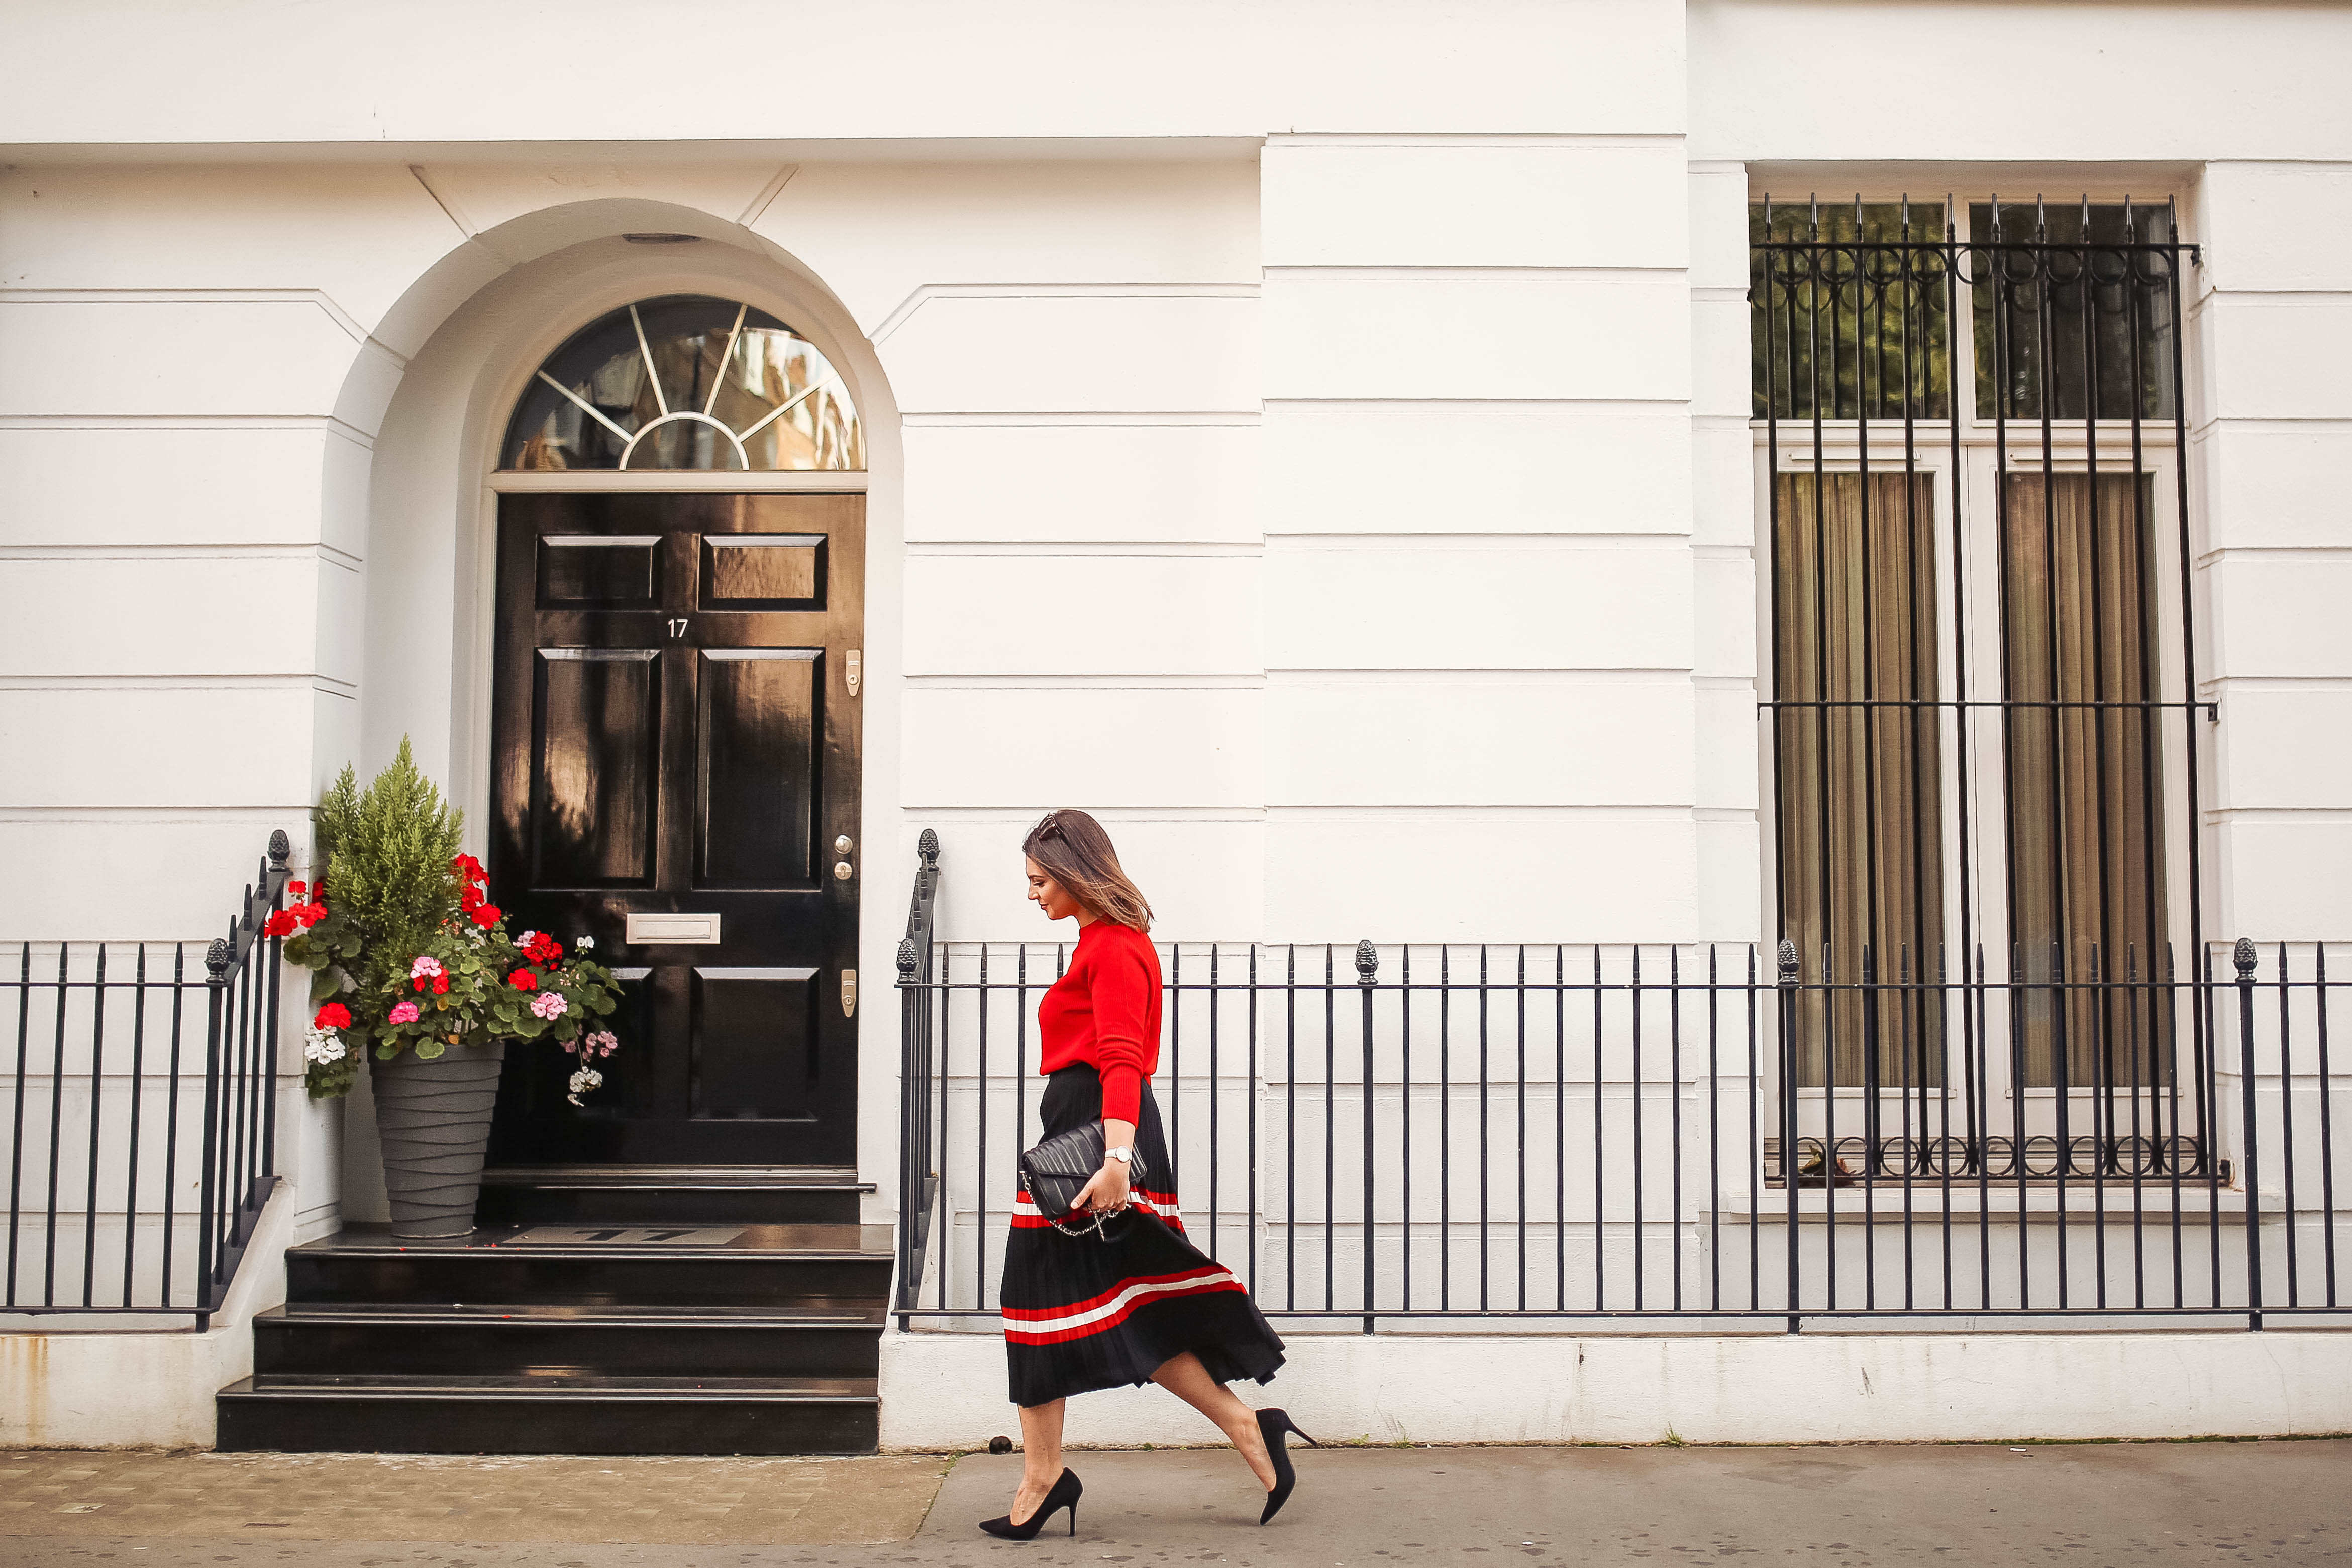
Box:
xmin=486 ymin=492 xmax=864 ymax=1165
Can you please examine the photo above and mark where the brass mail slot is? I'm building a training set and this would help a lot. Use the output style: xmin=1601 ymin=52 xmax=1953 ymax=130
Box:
xmin=625 ymin=912 xmax=723 ymax=945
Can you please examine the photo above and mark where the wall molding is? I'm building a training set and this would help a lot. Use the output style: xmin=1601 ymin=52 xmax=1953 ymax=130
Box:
xmin=0 ymin=287 xmax=390 ymax=359
xmin=870 ymin=281 xmax=1258 ymax=343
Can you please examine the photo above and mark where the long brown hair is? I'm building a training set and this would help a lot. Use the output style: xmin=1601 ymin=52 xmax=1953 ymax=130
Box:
xmin=1023 ymin=809 xmax=1154 ymax=932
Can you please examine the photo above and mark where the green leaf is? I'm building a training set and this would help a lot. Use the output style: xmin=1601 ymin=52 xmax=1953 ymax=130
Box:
xmin=415 ymin=1039 xmax=446 ymax=1060
xmin=309 ymin=969 xmax=344 ymax=1003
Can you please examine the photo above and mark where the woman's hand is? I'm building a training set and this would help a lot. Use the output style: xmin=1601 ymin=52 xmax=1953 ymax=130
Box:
xmin=1074 ymin=1159 xmax=1130 ymax=1215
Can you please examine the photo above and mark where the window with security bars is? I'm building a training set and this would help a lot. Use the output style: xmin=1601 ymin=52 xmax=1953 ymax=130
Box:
xmin=1752 ymin=198 xmax=2202 ymax=1163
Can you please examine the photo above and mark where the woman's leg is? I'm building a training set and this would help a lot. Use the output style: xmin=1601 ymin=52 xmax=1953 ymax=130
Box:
xmin=1010 ymin=1398 xmax=1068 ymax=1522
xmin=1150 ymin=1351 xmax=1277 ymax=1490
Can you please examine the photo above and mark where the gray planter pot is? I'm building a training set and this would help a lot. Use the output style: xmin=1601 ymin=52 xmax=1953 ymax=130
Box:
xmin=371 ymin=1039 xmax=506 ymax=1239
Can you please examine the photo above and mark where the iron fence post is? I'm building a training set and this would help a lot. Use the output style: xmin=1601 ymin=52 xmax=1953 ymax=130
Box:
xmin=1357 ymin=939 xmax=1377 ymax=1333
xmin=1779 ymin=940 xmax=1802 ymax=1333
xmin=259 ymin=831 xmax=289 ymax=1183
xmin=194 ymin=938 xmax=229 ymax=1333
xmin=2234 ymin=937 xmax=2263 ymax=1330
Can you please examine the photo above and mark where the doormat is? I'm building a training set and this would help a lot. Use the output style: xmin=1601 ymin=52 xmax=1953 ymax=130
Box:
xmin=504 ymin=1226 xmax=746 ymax=1247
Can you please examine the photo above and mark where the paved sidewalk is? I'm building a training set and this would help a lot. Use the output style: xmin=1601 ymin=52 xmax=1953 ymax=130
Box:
xmin=4 ymin=1438 xmax=2347 ymax=1565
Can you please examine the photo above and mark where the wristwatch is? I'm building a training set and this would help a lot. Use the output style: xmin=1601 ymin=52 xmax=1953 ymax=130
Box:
xmin=1103 ymin=1145 xmax=1135 ymax=1166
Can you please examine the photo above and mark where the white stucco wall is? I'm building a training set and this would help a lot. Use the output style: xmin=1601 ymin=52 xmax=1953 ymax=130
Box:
xmin=3 ymin=0 xmax=2349 ymax=1446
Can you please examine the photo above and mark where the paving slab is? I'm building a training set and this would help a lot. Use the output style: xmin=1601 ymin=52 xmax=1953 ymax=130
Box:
xmin=3 ymin=1438 xmax=2347 ymax=1566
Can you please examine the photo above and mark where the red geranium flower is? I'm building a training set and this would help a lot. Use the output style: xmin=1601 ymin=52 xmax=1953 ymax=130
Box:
xmin=470 ymin=904 xmax=501 ymax=929
xmin=451 ymin=854 xmax=486 ymax=885
xmin=315 ymin=1002 xmax=353 ymax=1030
xmin=433 ymin=974 xmax=450 ymax=995
xmin=294 ymin=902 xmax=328 ymax=929
xmin=288 ymin=881 xmax=307 ymax=897
xmin=263 ymin=910 xmax=297 ymax=939
xmin=508 ymin=968 xmax=539 ymax=991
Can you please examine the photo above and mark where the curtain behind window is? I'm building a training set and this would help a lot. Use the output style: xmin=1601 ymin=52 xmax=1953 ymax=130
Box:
xmin=1774 ymin=473 xmax=1947 ymax=1087
xmin=2000 ymin=473 xmax=2172 ymax=1088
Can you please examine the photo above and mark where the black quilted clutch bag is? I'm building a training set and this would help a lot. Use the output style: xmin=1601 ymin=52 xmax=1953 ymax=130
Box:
xmin=1019 ymin=1121 xmax=1145 ymax=1237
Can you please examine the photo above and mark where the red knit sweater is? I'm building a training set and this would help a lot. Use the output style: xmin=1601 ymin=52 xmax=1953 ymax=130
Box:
xmin=1036 ymin=919 xmax=1161 ymax=1125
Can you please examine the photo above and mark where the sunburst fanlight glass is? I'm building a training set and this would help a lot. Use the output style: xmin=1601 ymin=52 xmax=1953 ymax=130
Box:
xmin=502 ymin=295 xmax=864 ymax=471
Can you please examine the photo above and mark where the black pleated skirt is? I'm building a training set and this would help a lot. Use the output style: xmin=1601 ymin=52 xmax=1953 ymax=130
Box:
xmin=1002 ymin=1066 xmax=1286 ymax=1407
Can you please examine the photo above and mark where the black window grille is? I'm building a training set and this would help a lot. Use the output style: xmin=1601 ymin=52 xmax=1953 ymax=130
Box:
xmin=1751 ymin=197 xmax=2204 ymax=1138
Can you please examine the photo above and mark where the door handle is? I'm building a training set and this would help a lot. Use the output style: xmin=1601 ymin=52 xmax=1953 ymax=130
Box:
xmin=841 ymin=969 xmax=857 ymax=1017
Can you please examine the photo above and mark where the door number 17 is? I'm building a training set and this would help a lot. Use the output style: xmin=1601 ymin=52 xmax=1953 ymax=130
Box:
xmin=667 ymin=618 xmax=689 ymax=639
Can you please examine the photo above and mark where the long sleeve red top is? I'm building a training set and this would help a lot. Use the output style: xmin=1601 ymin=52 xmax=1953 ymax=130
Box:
xmin=1036 ymin=919 xmax=1161 ymax=1125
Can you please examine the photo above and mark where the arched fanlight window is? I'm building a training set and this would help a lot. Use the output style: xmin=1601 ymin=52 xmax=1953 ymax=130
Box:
xmin=502 ymin=295 xmax=864 ymax=471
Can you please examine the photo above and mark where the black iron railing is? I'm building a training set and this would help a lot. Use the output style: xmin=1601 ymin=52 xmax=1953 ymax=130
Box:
xmin=3 ymin=832 xmax=291 ymax=1328
xmin=895 ymin=828 xmax=943 ymax=1316
xmin=894 ymin=846 xmax=2348 ymax=1331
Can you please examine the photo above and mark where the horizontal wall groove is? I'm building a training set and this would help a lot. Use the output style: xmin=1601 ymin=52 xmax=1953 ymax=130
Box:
xmin=1265 ymin=532 xmax=1692 ymax=550
xmin=907 ymin=541 xmax=1260 ymax=557
xmin=2205 ymin=808 xmax=2352 ymax=824
xmin=0 ymin=674 xmax=357 ymax=693
xmin=1266 ymin=668 xmax=1694 ymax=685
xmin=0 ymin=414 xmax=375 ymax=446
xmin=905 ymin=674 xmax=1263 ymax=689
xmin=871 ymin=280 xmax=1258 ymax=342
xmin=1266 ymin=397 xmax=1687 ymax=413
xmin=900 ymin=411 xmax=1260 ymax=427
xmin=1265 ymin=133 xmax=1687 ymax=149
xmin=1264 ymin=265 xmax=1686 ymax=282
xmin=0 ymin=543 xmax=362 ymax=566
xmin=0 ymin=287 xmax=384 ymax=354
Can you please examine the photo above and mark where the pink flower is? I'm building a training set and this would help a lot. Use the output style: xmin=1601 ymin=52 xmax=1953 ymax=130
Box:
xmin=530 ymin=991 xmax=568 ymax=1021
xmin=388 ymin=1000 xmax=421 ymax=1025
xmin=409 ymin=956 xmax=444 ymax=980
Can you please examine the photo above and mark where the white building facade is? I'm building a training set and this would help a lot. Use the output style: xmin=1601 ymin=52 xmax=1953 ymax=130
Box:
xmin=4 ymin=0 xmax=2350 ymax=1450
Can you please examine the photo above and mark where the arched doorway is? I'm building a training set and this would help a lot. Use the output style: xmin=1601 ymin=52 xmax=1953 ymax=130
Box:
xmin=484 ymin=293 xmax=870 ymax=1168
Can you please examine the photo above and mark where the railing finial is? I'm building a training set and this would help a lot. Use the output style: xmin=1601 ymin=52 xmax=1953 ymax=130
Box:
xmin=204 ymin=937 xmax=231 ymax=982
xmin=897 ymin=937 xmax=921 ymax=978
xmin=1355 ymin=939 xmax=1378 ymax=986
xmin=1777 ymin=939 xmax=1800 ymax=986
xmin=268 ymin=829 xmax=291 ymax=871
xmin=918 ymin=828 xmax=939 ymax=868
xmin=2233 ymin=936 xmax=2258 ymax=980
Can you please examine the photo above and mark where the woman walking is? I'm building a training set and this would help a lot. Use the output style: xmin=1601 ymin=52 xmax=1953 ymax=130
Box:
xmin=982 ymin=808 xmax=1312 ymax=1540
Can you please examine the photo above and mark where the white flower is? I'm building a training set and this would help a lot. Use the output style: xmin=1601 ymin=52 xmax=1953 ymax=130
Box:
xmin=575 ymin=935 xmax=595 ymax=951
xmin=519 ymin=931 xmax=540 ymax=948
xmin=303 ymin=1025 xmax=347 ymax=1065
xmin=565 ymin=1066 xmax=604 ymax=1107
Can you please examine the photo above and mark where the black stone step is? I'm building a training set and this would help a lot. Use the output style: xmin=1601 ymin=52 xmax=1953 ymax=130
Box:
xmin=477 ymin=1165 xmax=872 ymax=1226
xmin=215 ymin=1374 xmax=878 ymax=1455
xmin=252 ymin=1303 xmax=884 ymax=1379
xmin=284 ymin=1224 xmax=894 ymax=1310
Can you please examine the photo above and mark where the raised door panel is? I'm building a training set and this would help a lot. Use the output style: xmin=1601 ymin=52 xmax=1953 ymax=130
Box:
xmin=692 ymin=967 xmax=821 ymax=1121
xmin=695 ymin=649 xmax=821 ymax=890
xmin=531 ymin=648 xmax=660 ymax=888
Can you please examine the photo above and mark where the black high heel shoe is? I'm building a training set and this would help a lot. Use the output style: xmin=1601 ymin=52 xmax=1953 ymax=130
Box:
xmin=1255 ymin=1408 xmax=1318 ymax=1524
xmin=978 ymin=1466 xmax=1083 ymax=1539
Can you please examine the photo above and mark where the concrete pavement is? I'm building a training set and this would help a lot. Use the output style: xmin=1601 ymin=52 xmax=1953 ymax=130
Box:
xmin=4 ymin=1437 xmax=2347 ymax=1565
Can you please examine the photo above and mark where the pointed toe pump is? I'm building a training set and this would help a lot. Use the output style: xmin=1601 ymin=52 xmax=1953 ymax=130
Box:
xmin=979 ymin=1467 xmax=1083 ymax=1540
xmin=1255 ymin=1408 xmax=1319 ymax=1524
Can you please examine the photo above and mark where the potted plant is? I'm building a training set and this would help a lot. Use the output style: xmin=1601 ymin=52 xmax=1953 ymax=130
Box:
xmin=271 ymin=740 xmax=625 ymax=1237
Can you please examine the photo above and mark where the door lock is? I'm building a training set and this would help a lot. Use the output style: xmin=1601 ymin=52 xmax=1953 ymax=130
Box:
xmin=841 ymin=969 xmax=858 ymax=1017
xmin=833 ymin=860 xmax=854 ymax=881
xmin=834 ymin=835 xmax=854 ymax=855
xmin=845 ymin=650 xmax=862 ymax=697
